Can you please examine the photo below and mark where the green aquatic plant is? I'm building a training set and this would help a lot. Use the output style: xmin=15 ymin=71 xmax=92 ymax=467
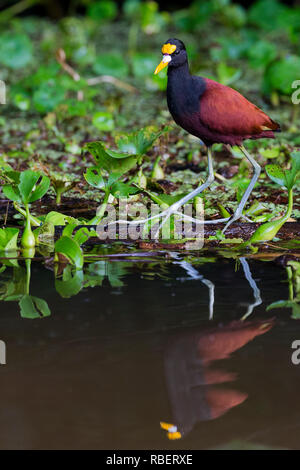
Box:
xmin=84 ymin=167 xmax=139 ymax=225
xmin=0 ymin=257 xmax=51 ymax=319
xmin=250 ymin=152 xmax=300 ymax=244
xmin=0 ymin=227 xmax=19 ymax=252
xmin=50 ymin=172 xmax=77 ymax=205
xmin=151 ymin=156 xmax=165 ymax=180
xmin=54 ymin=225 xmax=91 ymax=270
xmin=84 ymin=127 xmax=167 ymax=225
xmin=267 ymin=260 xmax=300 ymax=319
xmin=2 ymin=170 xmax=50 ymax=249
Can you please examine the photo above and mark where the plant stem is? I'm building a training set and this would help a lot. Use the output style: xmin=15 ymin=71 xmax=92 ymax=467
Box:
xmin=21 ymin=204 xmax=36 ymax=249
xmin=0 ymin=0 xmax=39 ymax=23
xmin=25 ymin=258 xmax=31 ymax=295
xmin=87 ymin=191 xmax=110 ymax=225
xmin=287 ymin=266 xmax=294 ymax=301
xmin=128 ymin=22 xmax=139 ymax=57
xmin=56 ymin=188 xmax=63 ymax=205
xmin=14 ymin=202 xmax=41 ymax=227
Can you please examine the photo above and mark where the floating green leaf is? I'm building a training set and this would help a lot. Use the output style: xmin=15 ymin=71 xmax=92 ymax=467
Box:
xmin=55 ymin=236 xmax=83 ymax=269
xmin=55 ymin=266 xmax=84 ymax=298
xmin=19 ymin=295 xmax=51 ymax=319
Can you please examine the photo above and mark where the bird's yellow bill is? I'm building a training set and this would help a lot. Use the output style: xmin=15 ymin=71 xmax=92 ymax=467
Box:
xmin=160 ymin=421 xmax=181 ymax=439
xmin=160 ymin=421 xmax=174 ymax=431
xmin=167 ymin=431 xmax=182 ymax=440
xmin=154 ymin=55 xmax=171 ymax=75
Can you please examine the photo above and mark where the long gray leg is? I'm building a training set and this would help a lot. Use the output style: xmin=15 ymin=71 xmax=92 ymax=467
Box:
xmin=107 ymin=147 xmax=218 ymax=232
xmin=222 ymin=145 xmax=261 ymax=233
xmin=156 ymin=147 xmax=216 ymax=234
xmin=240 ymin=257 xmax=262 ymax=320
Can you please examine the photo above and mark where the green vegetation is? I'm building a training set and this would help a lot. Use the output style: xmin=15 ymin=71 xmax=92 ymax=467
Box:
xmin=0 ymin=0 xmax=299 ymax=311
xmin=250 ymin=152 xmax=300 ymax=243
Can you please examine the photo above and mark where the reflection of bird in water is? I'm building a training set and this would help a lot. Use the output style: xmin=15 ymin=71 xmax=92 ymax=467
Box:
xmin=161 ymin=319 xmax=274 ymax=440
xmin=172 ymin=254 xmax=262 ymax=321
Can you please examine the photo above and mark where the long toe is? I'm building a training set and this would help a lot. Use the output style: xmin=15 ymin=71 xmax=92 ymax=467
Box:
xmin=222 ymin=213 xmax=242 ymax=233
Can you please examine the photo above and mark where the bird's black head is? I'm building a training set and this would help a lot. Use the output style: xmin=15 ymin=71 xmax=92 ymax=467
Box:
xmin=154 ymin=38 xmax=188 ymax=75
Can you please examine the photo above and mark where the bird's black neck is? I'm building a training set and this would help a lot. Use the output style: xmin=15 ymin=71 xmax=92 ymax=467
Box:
xmin=167 ymin=61 xmax=191 ymax=84
xmin=167 ymin=61 xmax=202 ymax=117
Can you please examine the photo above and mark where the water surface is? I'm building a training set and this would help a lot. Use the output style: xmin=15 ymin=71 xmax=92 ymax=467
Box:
xmin=0 ymin=255 xmax=299 ymax=449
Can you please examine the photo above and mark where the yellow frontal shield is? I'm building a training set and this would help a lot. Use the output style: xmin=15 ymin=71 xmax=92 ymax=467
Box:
xmin=162 ymin=44 xmax=177 ymax=55
xmin=154 ymin=43 xmax=177 ymax=75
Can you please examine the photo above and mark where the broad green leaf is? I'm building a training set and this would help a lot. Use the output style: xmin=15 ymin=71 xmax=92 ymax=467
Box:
xmin=0 ymin=33 xmax=33 ymax=69
xmin=84 ymin=166 xmax=105 ymax=189
xmin=0 ymin=228 xmax=19 ymax=251
xmin=260 ymin=147 xmax=280 ymax=159
xmin=282 ymin=152 xmax=300 ymax=190
xmin=249 ymin=0 xmax=290 ymax=30
xmin=291 ymin=151 xmax=300 ymax=173
xmin=266 ymin=300 xmax=295 ymax=311
xmin=84 ymin=141 xmax=137 ymax=173
xmin=16 ymin=170 xmax=50 ymax=203
xmin=2 ymin=170 xmax=20 ymax=184
xmin=55 ymin=236 xmax=83 ymax=269
xmin=154 ymin=193 xmax=189 ymax=206
xmin=246 ymin=40 xmax=276 ymax=68
xmin=33 ymin=80 xmax=66 ymax=113
xmin=263 ymin=55 xmax=300 ymax=95
xmin=55 ymin=267 xmax=84 ymax=298
xmin=19 ymin=295 xmax=51 ymax=319
xmin=115 ymin=127 xmax=168 ymax=156
xmin=265 ymin=164 xmax=286 ymax=187
xmin=87 ymin=0 xmax=118 ymax=21
xmin=18 ymin=170 xmax=40 ymax=203
xmin=107 ymin=172 xmax=122 ymax=187
xmin=132 ymin=53 xmax=159 ymax=78
xmin=110 ymin=182 xmax=140 ymax=197
xmin=216 ymin=62 xmax=241 ymax=86
xmin=73 ymin=227 xmax=90 ymax=246
xmin=44 ymin=211 xmax=68 ymax=226
xmin=0 ymin=266 xmax=26 ymax=300
xmin=105 ymin=148 xmax=136 ymax=159
xmin=92 ymin=111 xmax=114 ymax=131
xmin=292 ymin=303 xmax=300 ymax=320
xmin=12 ymin=91 xmax=31 ymax=111
xmin=93 ymin=52 xmax=129 ymax=78
xmin=62 ymin=223 xmax=78 ymax=238
xmin=28 ymin=175 xmax=50 ymax=202
xmin=2 ymin=184 xmax=21 ymax=202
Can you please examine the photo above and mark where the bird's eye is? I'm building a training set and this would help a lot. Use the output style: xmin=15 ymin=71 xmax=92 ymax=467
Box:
xmin=174 ymin=50 xmax=180 ymax=55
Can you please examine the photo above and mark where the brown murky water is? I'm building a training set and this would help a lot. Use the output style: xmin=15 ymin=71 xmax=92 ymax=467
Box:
xmin=0 ymin=257 xmax=299 ymax=449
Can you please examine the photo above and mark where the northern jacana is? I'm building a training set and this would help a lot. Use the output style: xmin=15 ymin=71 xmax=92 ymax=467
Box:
xmin=154 ymin=38 xmax=281 ymax=232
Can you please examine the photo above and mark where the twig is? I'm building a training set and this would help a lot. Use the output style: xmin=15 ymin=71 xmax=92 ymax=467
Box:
xmin=87 ymin=75 xmax=138 ymax=93
xmin=4 ymin=201 xmax=9 ymax=226
xmin=56 ymin=49 xmax=80 ymax=82
xmin=56 ymin=48 xmax=83 ymax=101
xmin=214 ymin=172 xmax=227 ymax=182
xmin=56 ymin=48 xmax=138 ymax=98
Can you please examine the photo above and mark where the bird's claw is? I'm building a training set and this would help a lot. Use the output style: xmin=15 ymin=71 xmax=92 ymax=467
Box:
xmin=222 ymin=212 xmax=242 ymax=233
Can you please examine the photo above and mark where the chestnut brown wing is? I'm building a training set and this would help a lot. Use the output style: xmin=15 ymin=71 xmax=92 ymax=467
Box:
xmin=199 ymin=78 xmax=280 ymax=136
